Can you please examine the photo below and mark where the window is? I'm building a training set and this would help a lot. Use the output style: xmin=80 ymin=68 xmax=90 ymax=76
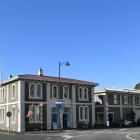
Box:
xmin=136 ymin=96 xmax=140 ymax=105
xmin=12 ymin=85 xmax=16 ymax=99
xmin=78 ymin=87 xmax=89 ymax=101
xmin=63 ymin=86 xmax=69 ymax=99
xmin=85 ymin=106 xmax=89 ymax=120
xmin=36 ymin=84 xmax=42 ymax=98
xmin=114 ymin=95 xmax=118 ymax=104
xmin=12 ymin=106 xmax=16 ymax=123
xmin=0 ymin=107 xmax=5 ymax=123
xmin=29 ymin=83 xmax=42 ymax=99
xmin=29 ymin=105 xmax=43 ymax=123
xmin=124 ymin=95 xmax=132 ymax=105
xmin=83 ymin=88 xmax=88 ymax=100
xmin=79 ymin=106 xmax=83 ymax=121
xmin=51 ymin=85 xmax=58 ymax=99
xmin=79 ymin=88 xmax=83 ymax=100
xmin=79 ymin=106 xmax=89 ymax=121
xmin=29 ymin=83 xmax=35 ymax=98
xmin=0 ymin=88 xmax=5 ymax=101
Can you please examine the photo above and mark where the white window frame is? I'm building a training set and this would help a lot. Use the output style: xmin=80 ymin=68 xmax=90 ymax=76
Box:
xmin=0 ymin=106 xmax=5 ymax=123
xmin=78 ymin=87 xmax=83 ymax=101
xmin=36 ymin=83 xmax=42 ymax=99
xmin=78 ymin=87 xmax=89 ymax=101
xmin=0 ymin=87 xmax=5 ymax=102
xmin=79 ymin=106 xmax=89 ymax=122
xmin=29 ymin=83 xmax=42 ymax=99
xmin=11 ymin=105 xmax=16 ymax=124
xmin=83 ymin=88 xmax=89 ymax=101
xmin=124 ymin=95 xmax=128 ymax=105
xmin=63 ymin=86 xmax=69 ymax=99
xmin=51 ymin=85 xmax=58 ymax=99
xmin=124 ymin=95 xmax=131 ymax=105
xmin=12 ymin=84 xmax=16 ymax=100
xmin=114 ymin=94 xmax=118 ymax=104
xmin=29 ymin=83 xmax=36 ymax=98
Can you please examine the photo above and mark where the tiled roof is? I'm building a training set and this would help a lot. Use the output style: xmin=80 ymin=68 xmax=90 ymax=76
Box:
xmin=18 ymin=74 xmax=98 ymax=86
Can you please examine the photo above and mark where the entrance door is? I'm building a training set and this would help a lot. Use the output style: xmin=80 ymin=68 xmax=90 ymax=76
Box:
xmin=63 ymin=114 xmax=68 ymax=129
xmin=108 ymin=113 xmax=114 ymax=126
xmin=52 ymin=113 xmax=58 ymax=129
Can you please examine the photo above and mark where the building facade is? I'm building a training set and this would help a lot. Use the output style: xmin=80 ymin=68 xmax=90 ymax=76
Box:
xmin=0 ymin=70 xmax=98 ymax=132
xmin=95 ymin=88 xmax=140 ymax=127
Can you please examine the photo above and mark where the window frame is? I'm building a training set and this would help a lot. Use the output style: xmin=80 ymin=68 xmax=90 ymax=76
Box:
xmin=36 ymin=83 xmax=42 ymax=99
xmin=29 ymin=83 xmax=36 ymax=99
xmin=12 ymin=84 xmax=16 ymax=100
xmin=0 ymin=87 xmax=5 ymax=102
xmin=51 ymin=85 xmax=58 ymax=99
xmin=0 ymin=106 xmax=5 ymax=123
xmin=113 ymin=94 xmax=118 ymax=104
xmin=79 ymin=106 xmax=89 ymax=122
xmin=11 ymin=105 xmax=16 ymax=124
xmin=124 ymin=95 xmax=128 ymax=105
xmin=83 ymin=88 xmax=89 ymax=101
xmin=63 ymin=86 xmax=69 ymax=99
xmin=29 ymin=83 xmax=42 ymax=99
xmin=78 ymin=87 xmax=83 ymax=101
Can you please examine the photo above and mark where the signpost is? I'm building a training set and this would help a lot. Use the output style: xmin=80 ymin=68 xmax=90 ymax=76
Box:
xmin=7 ymin=111 xmax=12 ymax=133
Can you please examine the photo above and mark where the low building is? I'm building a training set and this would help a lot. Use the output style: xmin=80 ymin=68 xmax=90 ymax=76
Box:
xmin=95 ymin=88 xmax=140 ymax=127
xmin=0 ymin=69 xmax=98 ymax=132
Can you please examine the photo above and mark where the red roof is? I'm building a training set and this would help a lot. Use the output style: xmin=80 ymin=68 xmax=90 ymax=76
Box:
xmin=19 ymin=74 xmax=98 ymax=86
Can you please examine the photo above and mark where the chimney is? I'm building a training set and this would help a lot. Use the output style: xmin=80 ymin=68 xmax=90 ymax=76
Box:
xmin=9 ymin=74 xmax=13 ymax=79
xmin=38 ymin=68 xmax=43 ymax=76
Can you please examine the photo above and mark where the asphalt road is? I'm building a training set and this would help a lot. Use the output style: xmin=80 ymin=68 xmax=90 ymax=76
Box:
xmin=0 ymin=128 xmax=140 ymax=140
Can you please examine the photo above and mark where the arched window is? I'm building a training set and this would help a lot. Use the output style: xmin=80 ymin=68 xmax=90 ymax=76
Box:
xmin=78 ymin=87 xmax=83 ymax=100
xmin=63 ymin=86 xmax=69 ymax=99
xmin=36 ymin=84 xmax=42 ymax=98
xmin=83 ymin=88 xmax=88 ymax=100
xmin=12 ymin=84 xmax=16 ymax=99
xmin=12 ymin=106 xmax=16 ymax=123
xmin=29 ymin=83 xmax=35 ymax=98
xmin=52 ymin=85 xmax=58 ymax=98
xmin=0 ymin=107 xmax=5 ymax=123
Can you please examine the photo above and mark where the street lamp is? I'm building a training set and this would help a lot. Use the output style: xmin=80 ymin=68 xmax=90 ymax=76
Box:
xmin=57 ymin=61 xmax=70 ymax=132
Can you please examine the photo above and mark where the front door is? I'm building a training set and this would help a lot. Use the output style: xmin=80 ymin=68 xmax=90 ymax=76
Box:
xmin=108 ymin=113 xmax=114 ymax=126
xmin=63 ymin=114 xmax=68 ymax=129
xmin=52 ymin=113 xmax=58 ymax=129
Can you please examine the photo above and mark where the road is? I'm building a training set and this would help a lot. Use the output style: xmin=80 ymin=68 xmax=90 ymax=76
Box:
xmin=0 ymin=128 xmax=140 ymax=140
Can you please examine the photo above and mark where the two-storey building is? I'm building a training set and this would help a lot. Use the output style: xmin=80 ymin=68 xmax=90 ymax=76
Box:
xmin=95 ymin=88 xmax=140 ymax=127
xmin=0 ymin=69 xmax=98 ymax=132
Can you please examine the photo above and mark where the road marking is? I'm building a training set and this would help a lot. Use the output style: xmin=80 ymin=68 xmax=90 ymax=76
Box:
xmin=126 ymin=133 xmax=136 ymax=140
xmin=61 ymin=134 xmax=73 ymax=140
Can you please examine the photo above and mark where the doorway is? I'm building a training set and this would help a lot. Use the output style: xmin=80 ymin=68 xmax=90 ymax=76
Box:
xmin=63 ymin=114 xmax=68 ymax=129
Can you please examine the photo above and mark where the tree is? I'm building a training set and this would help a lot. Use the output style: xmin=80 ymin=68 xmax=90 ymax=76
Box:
xmin=135 ymin=83 xmax=140 ymax=90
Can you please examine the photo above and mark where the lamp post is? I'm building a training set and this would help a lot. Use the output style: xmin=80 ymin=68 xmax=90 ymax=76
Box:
xmin=57 ymin=61 xmax=70 ymax=132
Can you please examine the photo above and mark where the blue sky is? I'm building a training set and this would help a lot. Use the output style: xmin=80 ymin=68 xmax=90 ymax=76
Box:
xmin=0 ymin=0 xmax=140 ymax=88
